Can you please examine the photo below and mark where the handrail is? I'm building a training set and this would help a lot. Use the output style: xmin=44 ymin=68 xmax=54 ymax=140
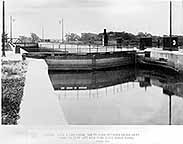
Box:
xmin=38 ymin=42 xmax=136 ymax=54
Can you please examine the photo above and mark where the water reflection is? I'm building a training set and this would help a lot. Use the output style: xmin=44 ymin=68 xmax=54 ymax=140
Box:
xmin=48 ymin=67 xmax=183 ymax=125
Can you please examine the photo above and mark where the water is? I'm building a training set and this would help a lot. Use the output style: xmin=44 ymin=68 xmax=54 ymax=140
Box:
xmin=48 ymin=66 xmax=183 ymax=125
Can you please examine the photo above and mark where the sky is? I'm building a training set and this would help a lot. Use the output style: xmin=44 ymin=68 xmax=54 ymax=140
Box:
xmin=1 ymin=0 xmax=183 ymax=39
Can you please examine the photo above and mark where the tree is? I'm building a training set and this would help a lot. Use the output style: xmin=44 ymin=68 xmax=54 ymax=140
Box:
xmin=137 ymin=32 xmax=146 ymax=38
xmin=30 ymin=33 xmax=40 ymax=42
xmin=80 ymin=33 xmax=100 ymax=44
xmin=19 ymin=36 xmax=32 ymax=43
xmin=137 ymin=32 xmax=152 ymax=38
xmin=65 ymin=33 xmax=81 ymax=42
xmin=145 ymin=33 xmax=152 ymax=37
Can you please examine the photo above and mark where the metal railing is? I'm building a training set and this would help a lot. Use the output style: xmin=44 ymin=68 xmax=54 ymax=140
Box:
xmin=38 ymin=42 xmax=136 ymax=54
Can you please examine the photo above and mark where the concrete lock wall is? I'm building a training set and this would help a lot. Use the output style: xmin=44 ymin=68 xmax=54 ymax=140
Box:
xmin=177 ymin=54 xmax=183 ymax=71
xmin=151 ymin=50 xmax=183 ymax=71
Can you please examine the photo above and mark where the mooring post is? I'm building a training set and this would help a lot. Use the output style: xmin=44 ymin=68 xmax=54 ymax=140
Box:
xmin=2 ymin=0 xmax=6 ymax=57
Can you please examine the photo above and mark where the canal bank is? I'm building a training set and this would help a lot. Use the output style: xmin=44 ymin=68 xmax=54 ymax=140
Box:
xmin=18 ymin=58 xmax=67 ymax=125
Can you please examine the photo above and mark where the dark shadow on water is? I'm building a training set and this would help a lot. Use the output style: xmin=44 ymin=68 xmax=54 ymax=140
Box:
xmin=48 ymin=66 xmax=183 ymax=98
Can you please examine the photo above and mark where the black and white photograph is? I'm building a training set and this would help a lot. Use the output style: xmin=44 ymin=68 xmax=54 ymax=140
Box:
xmin=1 ymin=0 xmax=183 ymax=143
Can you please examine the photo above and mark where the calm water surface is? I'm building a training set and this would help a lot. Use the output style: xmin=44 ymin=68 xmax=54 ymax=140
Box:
xmin=49 ymin=67 xmax=183 ymax=125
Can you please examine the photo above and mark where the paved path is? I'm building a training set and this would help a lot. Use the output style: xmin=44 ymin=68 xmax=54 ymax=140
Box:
xmin=18 ymin=58 xmax=67 ymax=125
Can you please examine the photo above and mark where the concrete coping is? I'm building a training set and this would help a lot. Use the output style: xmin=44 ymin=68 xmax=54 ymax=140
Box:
xmin=145 ymin=48 xmax=183 ymax=56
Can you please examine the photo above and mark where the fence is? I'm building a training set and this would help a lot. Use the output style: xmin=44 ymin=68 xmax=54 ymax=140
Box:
xmin=38 ymin=42 xmax=136 ymax=54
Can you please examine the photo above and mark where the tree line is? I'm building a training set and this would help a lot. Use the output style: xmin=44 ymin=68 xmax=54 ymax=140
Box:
xmin=19 ymin=31 xmax=183 ymax=46
xmin=65 ymin=31 xmax=183 ymax=46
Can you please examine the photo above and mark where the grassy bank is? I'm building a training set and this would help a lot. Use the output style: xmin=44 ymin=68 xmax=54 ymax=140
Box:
xmin=1 ymin=60 xmax=28 ymax=124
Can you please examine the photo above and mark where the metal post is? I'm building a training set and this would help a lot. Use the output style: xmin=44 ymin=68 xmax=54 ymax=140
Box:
xmin=170 ymin=1 xmax=172 ymax=50
xmin=182 ymin=0 xmax=183 ymax=35
xmin=62 ymin=18 xmax=64 ymax=43
xmin=10 ymin=16 xmax=15 ymax=43
xmin=59 ymin=19 xmax=63 ymax=43
xmin=2 ymin=0 xmax=5 ymax=57
xmin=10 ymin=16 xmax=12 ymax=42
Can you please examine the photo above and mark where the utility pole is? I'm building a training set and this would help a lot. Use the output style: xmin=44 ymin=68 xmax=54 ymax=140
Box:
xmin=59 ymin=19 xmax=64 ymax=43
xmin=2 ymin=0 xmax=5 ymax=57
xmin=10 ymin=16 xmax=12 ymax=42
xmin=170 ymin=1 xmax=172 ymax=49
xmin=182 ymin=0 xmax=183 ymax=35
xmin=168 ymin=1 xmax=172 ymax=123
xmin=62 ymin=18 xmax=64 ymax=43
xmin=9 ymin=16 xmax=15 ymax=43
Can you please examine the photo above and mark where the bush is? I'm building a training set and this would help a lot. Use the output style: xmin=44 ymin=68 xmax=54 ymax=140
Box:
xmin=1 ymin=78 xmax=25 ymax=124
xmin=1 ymin=60 xmax=28 ymax=124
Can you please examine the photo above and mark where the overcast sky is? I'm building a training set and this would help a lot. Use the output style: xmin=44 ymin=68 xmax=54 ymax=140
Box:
xmin=1 ymin=0 xmax=183 ymax=39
